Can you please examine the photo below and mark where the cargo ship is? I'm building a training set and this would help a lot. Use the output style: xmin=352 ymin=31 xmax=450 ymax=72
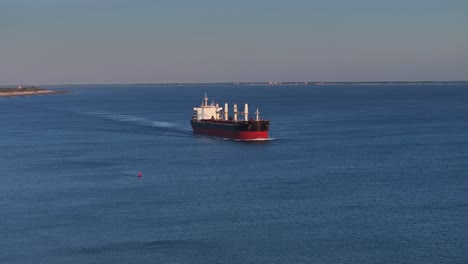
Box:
xmin=190 ymin=94 xmax=270 ymax=141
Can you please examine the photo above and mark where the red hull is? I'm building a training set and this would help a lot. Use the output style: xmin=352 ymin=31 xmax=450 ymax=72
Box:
xmin=192 ymin=127 xmax=268 ymax=140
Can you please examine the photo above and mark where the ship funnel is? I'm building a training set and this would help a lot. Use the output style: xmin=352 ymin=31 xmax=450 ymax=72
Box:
xmin=224 ymin=103 xmax=228 ymax=120
xmin=244 ymin=103 xmax=248 ymax=121
xmin=234 ymin=104 xmax=238 ymax=121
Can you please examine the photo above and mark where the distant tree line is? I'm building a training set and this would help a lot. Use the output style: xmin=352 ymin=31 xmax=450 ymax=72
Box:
xmin=0 ymin=86 xmax=46 ymax=93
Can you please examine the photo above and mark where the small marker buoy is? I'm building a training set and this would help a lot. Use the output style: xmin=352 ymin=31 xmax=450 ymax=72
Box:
xmin=138 ymin=171 xmax=142 ymax=177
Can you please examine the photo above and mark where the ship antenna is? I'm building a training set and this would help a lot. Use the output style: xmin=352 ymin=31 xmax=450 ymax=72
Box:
xmin=204 ymin=93 xmax=208 ymax=106
xmin=255 ymin=108 xmax=260 ymax=121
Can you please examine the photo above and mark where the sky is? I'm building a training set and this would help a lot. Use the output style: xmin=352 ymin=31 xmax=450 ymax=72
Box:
xmin=1 ymin=0 xmax=467 ymax=85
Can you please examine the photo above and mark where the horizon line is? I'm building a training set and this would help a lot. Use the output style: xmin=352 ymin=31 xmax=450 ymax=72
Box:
xmin=2 ymin=80 xmax=468 ymax=87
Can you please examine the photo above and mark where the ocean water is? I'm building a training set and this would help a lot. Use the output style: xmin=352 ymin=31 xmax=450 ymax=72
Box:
xmin=1 ymin=84 xmax=467 ymax=263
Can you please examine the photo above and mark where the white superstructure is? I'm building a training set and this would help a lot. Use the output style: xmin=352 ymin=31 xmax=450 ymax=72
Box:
xmin=193 ymin=94 xmax=223 ymax=121
xmin=192 ymin=94 xmax=257 ymax=122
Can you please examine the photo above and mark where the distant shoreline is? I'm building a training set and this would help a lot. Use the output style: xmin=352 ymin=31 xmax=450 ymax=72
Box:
xmin=41 ymin=81 xmax=468 ymax=87
xmin=2 ymin=81 xmax=467 ymax=88
xmin=0 ymin=87 xmax=68 ymax=97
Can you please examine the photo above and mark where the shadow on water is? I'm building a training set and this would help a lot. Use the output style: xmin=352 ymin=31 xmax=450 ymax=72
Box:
xmin=192 ymin=134 xmax=277 ymax=144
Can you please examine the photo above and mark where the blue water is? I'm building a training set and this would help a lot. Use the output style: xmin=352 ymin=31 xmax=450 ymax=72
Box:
xmin=1 ymin=84 xmax=467 ymax=263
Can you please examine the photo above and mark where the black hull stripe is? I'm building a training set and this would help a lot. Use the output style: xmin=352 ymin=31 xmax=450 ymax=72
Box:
xmin=191 ymin=120 xmax=269 ymax=132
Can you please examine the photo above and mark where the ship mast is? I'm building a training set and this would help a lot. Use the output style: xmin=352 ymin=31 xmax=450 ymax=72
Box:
xmin=233 ymin=104 xmax=238 ymax=121
xmin=244 ymin=103 xmax=248 ymax=121
xmin=224 ymin=103 xmax=229 ymax=120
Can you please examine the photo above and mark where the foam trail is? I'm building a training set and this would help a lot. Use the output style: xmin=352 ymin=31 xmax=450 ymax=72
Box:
xmin=86 ymin=111 xmax=192 ymax=136
xmin=196 ymin=135 xmax=276 ymax=142
xmin=234 ymin=137 xmax=276 ymax=142
xmin=242 ymin=138 xmax=276 ymax=141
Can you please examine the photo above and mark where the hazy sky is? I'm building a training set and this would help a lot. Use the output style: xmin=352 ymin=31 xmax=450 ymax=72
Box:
xmin=1 ymin=0 xmax=467 ymax=85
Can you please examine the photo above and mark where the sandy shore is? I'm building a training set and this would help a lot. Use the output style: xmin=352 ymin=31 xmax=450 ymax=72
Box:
xmin=0 ymin=90 xmax=68 ymax=97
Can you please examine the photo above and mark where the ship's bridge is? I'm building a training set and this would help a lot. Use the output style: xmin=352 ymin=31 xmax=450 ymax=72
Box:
xmin=193 ymin=94 xmax=223 ymax=121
